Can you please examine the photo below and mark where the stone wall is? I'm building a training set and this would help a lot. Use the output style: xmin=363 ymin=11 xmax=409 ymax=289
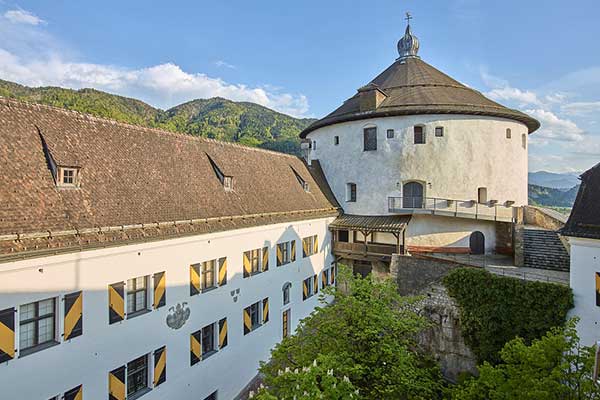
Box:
xmin=522 ymin=205 xmax=567 ymax=230
xmin=390 ymin=254 xmax=478 ymax=381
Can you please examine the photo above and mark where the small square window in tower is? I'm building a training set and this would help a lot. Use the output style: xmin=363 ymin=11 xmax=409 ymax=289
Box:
xmin=414 ymin=126 xmax=425 ymax=144
xmin=334 ymin=136 xmax=340 ymax=145
xmin=435 ymin=127 xmax=444 ymax=137
xmin=363 ymin=127 xmax=377 ymax=151
xmin=346 ymin=183 xmax=356 ymax=202
xmin=386 ymin=129 xmax=394 ymax=139
xmin=506 ymin=128 xmax=512 ymax=139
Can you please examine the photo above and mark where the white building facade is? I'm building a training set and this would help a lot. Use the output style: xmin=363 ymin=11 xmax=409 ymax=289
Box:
xmin=562 ymin=163 xmax=600 ymax=346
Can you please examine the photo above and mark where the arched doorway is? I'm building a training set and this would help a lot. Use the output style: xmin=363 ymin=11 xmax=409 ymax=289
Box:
xmin=469 ymin=231 xmax=485 ymax=255
xmin=403 ymin=182 xmax=424 ymax=208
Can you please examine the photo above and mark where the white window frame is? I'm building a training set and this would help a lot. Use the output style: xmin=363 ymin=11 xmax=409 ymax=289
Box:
xmin=18 ymin=297 xmax=59 ymax=357
xmin=57 ymin=167 xmax=79 ymax=188
xmin=127 ymin=275 xmax=150 ymax=319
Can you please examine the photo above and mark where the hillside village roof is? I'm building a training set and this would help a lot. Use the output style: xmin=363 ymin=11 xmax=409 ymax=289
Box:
xmin=561 ymin=163 xmax=600 ymax=240
xmin=301 ymin=36 xmax=540 ymax=138
xmin=0 ymin=97 xmax=339 ymax=261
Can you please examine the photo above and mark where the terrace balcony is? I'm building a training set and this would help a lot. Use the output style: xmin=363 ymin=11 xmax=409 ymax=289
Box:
xmin=387 ymin=196 xmax=516 ymax=223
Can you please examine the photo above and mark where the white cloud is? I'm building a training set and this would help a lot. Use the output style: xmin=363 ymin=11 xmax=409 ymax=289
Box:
xmin=3 ymin=9 xmax=44 ymax=26
xmin=561 ymin=101 xmax=600 ymax=116
xmin=214 ymin=60 xmax=236 ymax=69
xmin=525 ymin=109 xmax=585 ymax=142
xmin=487 ymin=87 xmax=541 ymax=107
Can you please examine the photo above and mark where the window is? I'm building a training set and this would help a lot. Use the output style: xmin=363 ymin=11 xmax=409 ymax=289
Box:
xmin=127 ymin=355 xmax=149 ymax=398
xmin=277 ymin=241 xmax=295 ymax=266
xmin=522 ymin=134 xmax=527 ymax=149
xmin=223 ymin=176 xmax=233 ymax=191
xmin=243 ymin=299 xmax=268 ymax=335
xmin=19 ymin=298 xmax=57 ymax=353
xmin=249 ymin=302 xmax=260 ymax=328
xmin=386 ymin=129 xmax=394 ymax=139
xmin=346 ymin=183 xmax=357 ymax=202
xmin=201 ymin=323 xmax=216 ymax=357
xmin=435 ymin=127 xmax=444 ymax=137
xmin=127 ymin=276 xmax=148 ymax=317
xmin=506 ymin=128 xmax=512 ymax=139
xmin=322 ymin=268 xmax=331 ymax=288
xmin=337 ymin=230 xmax=349 ymax=242
xmin=402 ymin=182 xmax=424 ymax=208
xmin=282 ymin=309 xmax=291 ymax=338
xmin=363 ymin=127 xmax=377 ymax=151
xmin=312 ymin=140 xmax=317 ymax=150
xmin=201 ymin=260 xmax=216 ymax=290
xmin=249 ymin=249 xmax=260 ymax=273
xmin=414 ymin=126 xmax=425 ymax=144
xmin=595 ymin=272 xmax=600 ymax=307
xmin=282 ymin=282 xmax=292 ymax=305
xmin=334 ymin=136 xmax=339 ymax=145
xmin=57 ymin=167 xmax=79 ymax=187
xmin=243 ymin=247 xmax=268 ymax=278
xmin=302 ymin=276 xmax=316 ymax=300
xmin=302 ymin=235 xmax=318 ymax=257
xmin=204 ymin=391 xmax=218 ymax=400
xmin=478 ymin=187 xmax=488 ymax=204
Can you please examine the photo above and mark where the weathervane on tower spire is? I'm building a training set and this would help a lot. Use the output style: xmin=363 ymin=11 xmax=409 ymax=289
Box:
xmin=397 ymin=11 xmax=420 ymax=61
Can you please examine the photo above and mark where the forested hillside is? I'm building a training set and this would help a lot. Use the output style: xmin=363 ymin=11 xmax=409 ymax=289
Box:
xmin=0 ymin=80 xmax=315 ymax=155
xmin=528 ymin=184 xmax=579 ymax=208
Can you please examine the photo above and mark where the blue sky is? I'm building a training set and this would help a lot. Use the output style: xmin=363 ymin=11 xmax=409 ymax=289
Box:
xmin=1 ymin=0 xmax=599 ymax=173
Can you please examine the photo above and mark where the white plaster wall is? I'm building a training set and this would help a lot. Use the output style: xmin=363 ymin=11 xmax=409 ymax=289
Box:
xmin=307 ymin=114 xmax=529 ymax=215
xmin=0 ymin=217 xmax=334 ymax=400
xmin=567 ymin=237 xmax=600 ymax=346
xmin=405 ymin=215 xmax=497 ymax=251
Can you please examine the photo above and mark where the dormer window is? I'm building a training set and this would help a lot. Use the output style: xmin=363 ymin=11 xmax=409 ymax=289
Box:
xmin=291 ymin=167 xmax=310 ymax=193
xmin=57 ymin=167 xmax=79 ymax=188
xmin=207 ymin=154 xmax=233 ymax=191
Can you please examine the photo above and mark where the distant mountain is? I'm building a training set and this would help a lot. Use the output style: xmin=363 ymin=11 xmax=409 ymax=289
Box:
xmin=528 ymin=171 xmax=580 ymax=189
xmin=528 ymin=184 xmax=579 ymax=208
xmin=0 ymin=79 xmax=316 ymax=155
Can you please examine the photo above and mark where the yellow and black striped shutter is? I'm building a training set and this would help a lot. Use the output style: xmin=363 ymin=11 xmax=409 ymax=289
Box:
xmin=596 ymin=272 xmax=600 ymax=306
xmin=262 ymin=298 xmax=269 ymax=324
xmin=108 ymin=282 xmax=125 ymax=324
xmin=313 ymin=236 xmax=319 ymax=254
xmin=322 ymin=271 xmax=327 ymax=288
xmin=243 ymin=252 xmax=251 ymax=278
xmin=0 ymin=307 xmax=15 ymax=363
xmin=291 ymin=240 xmax=296 ymax=262
xmin=331 ymin=265 xmax=336 ymax=285
xmin=302 ymin=279 xmax=308 ymax=301
xmin=109 ymin=366 xmax=125 ymax=400
xmin=302 ymin=238 xmax=308 ymax=257
xmin=218 ymin=257 xmax=227 ymax=286
xmin=219 ymin=317 xmax=228 ymax=349
xmin=64 ymin=384 xmax=83 ymax=400
xmin=190 ymin=264 xmax=200 ymax=296
xmin=276 ymin=244 xmax=283 ymax=266
xmin=153 ymin=272 xmax=166 ymax=309
xmin=243 ymin=306 xmax=252 ymax=335
xmin=190 ymin=330 xmax=202 ymax=366
xmin=313 ymin=275 xmax=319 ymax=294
xmin=154 ymin=346 xmax=166 ymax=387
xmin=262 ymin=247 xmax=269 ymax=271
xmin=64 ymin=291 xmax=83 ymax=340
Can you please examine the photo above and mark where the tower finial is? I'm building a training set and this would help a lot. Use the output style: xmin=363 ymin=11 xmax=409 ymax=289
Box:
xmin=397 ymin=11 xmax=420 ymax=60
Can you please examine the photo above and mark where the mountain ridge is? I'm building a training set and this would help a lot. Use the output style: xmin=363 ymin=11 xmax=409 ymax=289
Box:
xmin=0 ymin=79 xmax=315 ymax=155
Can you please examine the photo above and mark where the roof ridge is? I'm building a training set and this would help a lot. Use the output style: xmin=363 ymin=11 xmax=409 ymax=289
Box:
xmin=0 ymin=96 xmax=299 ymax=159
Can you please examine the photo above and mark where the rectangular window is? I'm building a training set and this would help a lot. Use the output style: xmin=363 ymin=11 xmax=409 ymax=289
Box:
xmin=127 ymin=354 xmax=149 ymax=397
xmin=478 ymin=187 xmax=488 ymax=204
xmin=387 ymin=129 xmax=394 ymax=139
xmin=19 ymin=298 xmax=57 ymax=353
xmin=302 ymin=235 xmax=318 ymax=257
xmin=58 ymin=167 xmax=79 ymax=187
xmin=363 ymin=127 xmax=377 ymax=151
xmin=250 ymin=302 xmax=260 ymax=328
xmin=282 ymin=309 xmax=291 ymax=338
xmin=346 ymin=183 xmax=357 ymax=202
xmin=596 ymin=272 xmax=600 ymax=307
xmin=522 ymin=133 xmax=527 ymax=149
xmin=127 ymin=276 xmax=148 ymax=317
xmin=435 ymin=127 xmax=444 ymax=137
xmin=322 ymin=268 xmax=331 ymax=288
xmin=201 ymin=323 xmax=216 ymax=357
xmin=334 ymin=136 xmax=339 ymax=145
xmin=277 ymin=241 xmax=292 ymax=266
xmin=414 ymin=126 xmax=425 ymax=144
xmin=312 ymin=140 xmax=317 ymax=150
xmin=506 ymin=128 xmax=512 ymax=139
xmin=201 ymin=260 xmax=216 ymax=290
xmin=223 ymin=176 xmax=233 ymax=191
xmin=302 ymin=276 xmax=315 ymax=300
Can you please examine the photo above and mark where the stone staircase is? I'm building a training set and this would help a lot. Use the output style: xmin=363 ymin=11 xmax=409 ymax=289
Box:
xmin=523 ymin=228 xmax=569 ymax=271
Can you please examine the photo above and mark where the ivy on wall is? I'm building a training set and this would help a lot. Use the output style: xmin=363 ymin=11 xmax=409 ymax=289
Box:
xmin=443 ymin=267 xmax=573 ymax=364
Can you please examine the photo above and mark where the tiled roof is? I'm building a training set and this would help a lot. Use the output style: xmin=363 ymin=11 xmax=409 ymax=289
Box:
xmin=329 ymin=214 xmax=411 ymax=233
xmin=300 ymin=58 xmax=539 ymax=137
xmin=0 ymin=98 xmax=339 ymax=260
xmin=561 ymin=163 xmax=600 ymax=240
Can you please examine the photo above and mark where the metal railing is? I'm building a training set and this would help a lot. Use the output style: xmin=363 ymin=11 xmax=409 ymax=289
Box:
xmin=388 ymin=196 xmax=515 ymax=222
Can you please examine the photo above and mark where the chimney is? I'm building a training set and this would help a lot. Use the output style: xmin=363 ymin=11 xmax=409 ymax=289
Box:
xmin=357 ymin=83 xmax=387 ymax=112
